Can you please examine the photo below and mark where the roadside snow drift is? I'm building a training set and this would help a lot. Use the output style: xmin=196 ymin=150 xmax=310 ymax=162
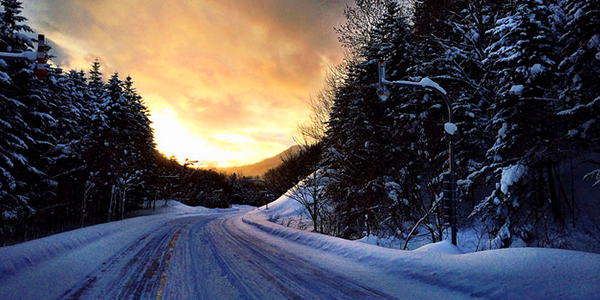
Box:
xmin=244 ymin=194 xmax=600 ymax=299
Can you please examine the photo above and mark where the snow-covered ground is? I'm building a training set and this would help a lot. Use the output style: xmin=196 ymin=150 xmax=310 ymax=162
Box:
xmin=1 ymin=198 xmax=599 ymax=299
xmin=247 ymin=195 xmax=600 ymax=299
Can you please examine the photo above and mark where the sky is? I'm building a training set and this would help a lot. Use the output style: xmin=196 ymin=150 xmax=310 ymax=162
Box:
xmin=21 ymin=0 xmax=351 ymax=167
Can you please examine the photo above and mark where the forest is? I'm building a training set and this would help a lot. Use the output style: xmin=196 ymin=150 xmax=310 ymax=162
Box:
xmin=0 ymin=1 xmax=275 ymax=245
xmin=290 ymin=0 xmax=600 ymax=251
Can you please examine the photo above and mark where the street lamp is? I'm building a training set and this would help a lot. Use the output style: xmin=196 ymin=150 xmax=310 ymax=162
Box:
xmin=377 ymin=61 xmax=458 ymax=245
xmin=0 ymin=34 xmax=48 ymax=80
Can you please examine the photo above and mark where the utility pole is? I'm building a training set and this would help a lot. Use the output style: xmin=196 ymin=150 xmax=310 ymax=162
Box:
xmin=377 ymin=61 xmax=458 ymax=245
xmin=0 ymin=34 xmax=48 ymax=80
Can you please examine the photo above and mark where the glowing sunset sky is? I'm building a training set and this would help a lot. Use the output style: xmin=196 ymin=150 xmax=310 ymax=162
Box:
xmin=22 ymin=0 xmax=350 ymax=167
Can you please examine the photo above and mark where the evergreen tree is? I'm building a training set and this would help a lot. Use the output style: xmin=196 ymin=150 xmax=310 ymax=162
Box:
xmin=438 ymin=1 xmax=501 ymax=210
xmin=120 ymin=75 xmax=156 ymax=211
xmin=0 ymin=3 xmax=166 ymax=243
xmin=0 ymin=0 xmax=38 ymax=242
xmin=472 ymin=0 xmax=566 ymax=247
xmin=45 ymin=69 xmax=93 ymax=229
xmin=323 ymin=1 xmax=439 ymax=238
xmin=559 ymin=0 xmax=600 ymax=187
xmin=369 ymin=0 xmax=448 ymax=239
xmin=323 ymin=63 xmax=384 ymax=237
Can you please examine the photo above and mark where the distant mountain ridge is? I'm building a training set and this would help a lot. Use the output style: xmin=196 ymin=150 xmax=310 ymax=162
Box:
xmin=217 ymin=145 xmax=301 ymax=178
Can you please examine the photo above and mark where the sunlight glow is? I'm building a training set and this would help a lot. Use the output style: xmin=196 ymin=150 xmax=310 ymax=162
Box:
xmin=150 ymin=107 xmax=213 ymax=164
xmin=150 ymin=106 xmax=287 ymax=168
xmin=214 ymin=133 xmax=255 ymax=144
xmin=22 ymin=0 xmax=347 ymax=168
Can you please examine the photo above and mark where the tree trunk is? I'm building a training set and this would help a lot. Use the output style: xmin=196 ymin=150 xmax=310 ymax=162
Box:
xmin=546 ymin=163 xmax=564 ymax=226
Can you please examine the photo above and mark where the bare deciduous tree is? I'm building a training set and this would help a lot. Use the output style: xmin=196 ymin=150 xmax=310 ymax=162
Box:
xmin=296 ymin=64 xmax=347 ymax=145
xmin=335 ymin=0 xmax=413 ymax=62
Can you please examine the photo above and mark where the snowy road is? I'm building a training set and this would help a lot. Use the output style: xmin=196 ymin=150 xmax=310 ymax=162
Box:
xmin=1 ymin=210 xmax=412 ymax=299
xmin=160 ymin=214 xmax=392 ymax=299
xmin=54 ymin=212 xmax=410 ymax=299
xmin=1 ymin=201 xmax=599 ymax=300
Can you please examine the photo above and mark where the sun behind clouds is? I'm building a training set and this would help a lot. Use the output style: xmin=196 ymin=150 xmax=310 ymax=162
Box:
xmin=22 ymin=0 xmax=349 ymax=166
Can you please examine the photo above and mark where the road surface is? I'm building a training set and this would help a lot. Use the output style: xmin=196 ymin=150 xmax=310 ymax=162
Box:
xmin=56 ymin=211 xmax=395 ymax=299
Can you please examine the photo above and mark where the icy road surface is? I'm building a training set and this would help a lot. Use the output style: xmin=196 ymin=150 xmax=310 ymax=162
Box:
xmin=63 ymin=213 xmax=396 ymax=299
xmin=0 ymin=208 xmax=435 ymax=299
xmin=1 ymin=200 xmax=599 ymax=299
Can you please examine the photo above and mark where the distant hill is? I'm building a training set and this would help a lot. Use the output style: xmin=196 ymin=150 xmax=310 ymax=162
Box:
xmin=217 ymin=145 xmax=301 ymax=178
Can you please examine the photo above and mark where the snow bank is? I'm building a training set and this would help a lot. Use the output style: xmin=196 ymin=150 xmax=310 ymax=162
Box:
xmin=242 ymin=196 xmax=600 ymax=299
xmin=242 ymin=208 xmax=401 ymax=266
xmin=129 ymin=199 xmax=210 ymax=217
xmin=412 ymin=240 xmax=463 ymax=255
xmin=0 ymin=216 xmax=163 ymax=277
xmin=259 ymin=193 xmax=306 ymax=219
xmin=244 ymin=207 xmax=461 ymax=265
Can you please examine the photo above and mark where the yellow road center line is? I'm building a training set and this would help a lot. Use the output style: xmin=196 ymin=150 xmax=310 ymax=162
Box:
xmin=156 ymin=229 xmax=182 ymax=300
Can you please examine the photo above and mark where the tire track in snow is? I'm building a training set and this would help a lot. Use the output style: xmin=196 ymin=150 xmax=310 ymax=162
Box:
xmin=158 ymin=213 xmax=393 ymax=299
xmin=155 ymin=227 xmax=182 ymax=300
xmin=60 ymin=217 xmax=192 ymax=299
xmin=60 ymin=211 xmax=411 ymax=299
xmin=202 ymin=216 xmax=395 ymax=299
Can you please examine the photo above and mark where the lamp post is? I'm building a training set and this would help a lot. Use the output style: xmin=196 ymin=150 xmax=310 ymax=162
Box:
xmin=377 ymin=61 xmax=458 ymax=245
xmin=0 ymin=34 xmax=47 ymax=80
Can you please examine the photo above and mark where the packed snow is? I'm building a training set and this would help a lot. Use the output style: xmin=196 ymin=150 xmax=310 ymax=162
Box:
xmin=0 ymin=198 xmax=598 ymax=299
xmin=509 ymin=84 xmax=525 ymax=96
xmin=500 ymin=163 xmax=528 ymax=195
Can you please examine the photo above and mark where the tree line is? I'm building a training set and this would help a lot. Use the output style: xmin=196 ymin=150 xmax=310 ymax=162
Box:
xmin=294 ymin=0 xmax=599 ymax=250
xmin=0 ymin=1 xmax=270 ymax=245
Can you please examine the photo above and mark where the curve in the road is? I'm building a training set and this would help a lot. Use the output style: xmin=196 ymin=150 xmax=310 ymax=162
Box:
xmin=61 ymin=211 xmax=397 ymax=299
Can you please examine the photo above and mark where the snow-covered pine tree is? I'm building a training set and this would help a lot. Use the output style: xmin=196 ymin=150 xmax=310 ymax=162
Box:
xmin=372 ymin=0 xmax=449 ymax=241
xmin=43 ymin=69 xmax=94 ymax=229
xmin=322 ymin=61 xmax=386 ymax=238
xmin=99 ymin=72 xmax=133 ymax=221
xmin=0 ymin=0 xmax=42 ymax=242
xmin=11 ymin=44 xmax=61 ymax=241
xmin=324 ymin=0 xmax=394 ymax=238
xmin=473 ymin=0 xmax=565 ymax=247
xmin=121 ymin=75 xmax=156 ymax=211
xmin=436 ymin=0 xmax=500 ymax=212
xmin=559 ymin=0 xmax=600 ymax=189
xmin=86 ymin=72 xmax=155 ymax=221
xmin=68 ymin=61 xmax=109 ymax=225
xmin=384 ymin=0 xmax=488 ymax=243
xmin=324 ymin=0 xmax=448 ymax=239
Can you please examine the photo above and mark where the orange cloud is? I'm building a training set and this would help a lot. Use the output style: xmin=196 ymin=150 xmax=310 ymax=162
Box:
xmin=22 ymin=0 xmax=349 ymax=166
